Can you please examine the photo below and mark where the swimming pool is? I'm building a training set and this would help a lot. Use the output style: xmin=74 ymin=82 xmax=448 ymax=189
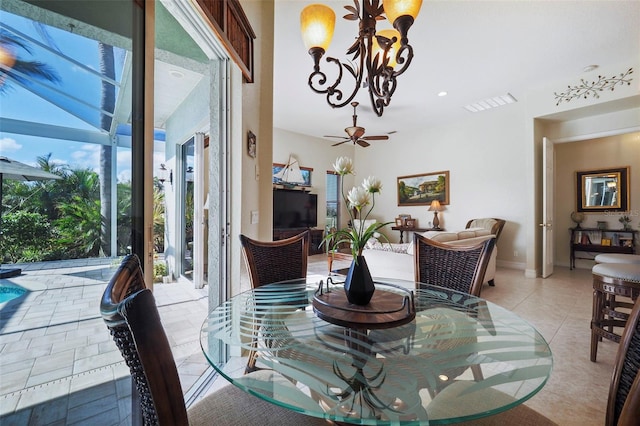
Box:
xmin=0 ymin=283 xmax=28 ymax=303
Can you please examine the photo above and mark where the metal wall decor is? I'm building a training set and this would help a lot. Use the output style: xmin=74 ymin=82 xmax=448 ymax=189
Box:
xmin=554 ymin=68 xmax=633 ymax=106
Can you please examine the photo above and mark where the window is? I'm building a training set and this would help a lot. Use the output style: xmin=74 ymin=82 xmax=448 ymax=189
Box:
xmin=326 ymin=171 xmax=339 ymax=230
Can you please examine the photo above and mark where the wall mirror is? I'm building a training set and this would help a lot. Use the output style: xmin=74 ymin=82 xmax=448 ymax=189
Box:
xmin=576 ymin=166 xmax=629 ymax=212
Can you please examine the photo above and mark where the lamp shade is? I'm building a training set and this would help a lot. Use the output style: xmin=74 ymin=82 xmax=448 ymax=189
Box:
xmin=372 ymin=29 xmax=401 ymax=68
xmin=383 ymin=0 xmax=423 ymax=24
xmin=428 ymin=200 xmax=442 ymax=211
xmin=300 ymin=4 xmax=335 ymax=51
xmin=0 ymin=45 xmax=16 ymax=70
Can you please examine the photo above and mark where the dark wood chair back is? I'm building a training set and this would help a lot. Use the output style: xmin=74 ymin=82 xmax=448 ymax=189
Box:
xmin=465 ymin=218 xmax=506 ymax=242
xmin=413 ymin=234 xmax=496 ymax=297
xmin=607 ymin=297 xmax=640 ymax=426
xmin=100 ymin=254 xmax=147 ymax=327
xmin=100 ymin=254 xmax=189 ymax=426
xmin=239 ymin=231 xmax=309 ymax=289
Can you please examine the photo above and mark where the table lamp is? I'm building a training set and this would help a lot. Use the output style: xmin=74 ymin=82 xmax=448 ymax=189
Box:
xmin=429 ymin=200 xmax=443 ymax=230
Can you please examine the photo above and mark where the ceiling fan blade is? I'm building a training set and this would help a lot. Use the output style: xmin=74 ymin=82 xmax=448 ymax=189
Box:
xmin=356 ymin=139 xmax=370 ymax=147
xmin=362 ymin=135 xmax=389 ymax=141
xmin=324 ymin=135 xmax=349 ymax=139
xmin=332 ymin=140 xmax=350 ymax=147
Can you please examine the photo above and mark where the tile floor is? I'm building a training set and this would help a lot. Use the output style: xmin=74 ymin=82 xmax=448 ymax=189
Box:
xmin=0 ymin=255 xmax=620 ymax=425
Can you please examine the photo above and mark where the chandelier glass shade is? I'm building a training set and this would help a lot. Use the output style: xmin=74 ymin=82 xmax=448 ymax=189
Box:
xmin=300 ymin=0 xmax=423 ymax=116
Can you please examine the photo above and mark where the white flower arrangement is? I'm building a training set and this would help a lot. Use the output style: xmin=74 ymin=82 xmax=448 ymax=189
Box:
xmin=323 ymin=157 xmax=390 ymax=259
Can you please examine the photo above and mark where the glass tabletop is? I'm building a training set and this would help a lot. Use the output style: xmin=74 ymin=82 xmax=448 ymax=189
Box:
xmin=200 ymin=278 xmax=553 ymax=425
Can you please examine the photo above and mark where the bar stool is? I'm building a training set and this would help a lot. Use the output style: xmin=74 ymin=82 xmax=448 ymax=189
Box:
xmin=591 ymin=263 xmax=640 ymax=362
xmin=594 ymin=253 xmax=640 ymax=264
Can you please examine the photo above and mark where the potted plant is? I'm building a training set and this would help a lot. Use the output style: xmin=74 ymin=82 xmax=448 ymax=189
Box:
xmin=321 ymin=156 xmax=391 ymax=305
xmin=154 ymin=261 xmax=169 ymax=283
xmin=619 ymin=215 xmax=632 ymax=231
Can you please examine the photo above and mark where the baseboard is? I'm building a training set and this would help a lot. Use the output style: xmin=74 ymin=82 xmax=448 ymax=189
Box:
xmin=496 ymin=260 xmax=525 ymax=270
xmin=525 ymin=268 xmax=538 ymax=278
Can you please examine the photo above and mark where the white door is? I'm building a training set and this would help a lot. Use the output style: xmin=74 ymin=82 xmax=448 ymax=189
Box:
xmin=541 ymin=137 xmax=554 ymax=278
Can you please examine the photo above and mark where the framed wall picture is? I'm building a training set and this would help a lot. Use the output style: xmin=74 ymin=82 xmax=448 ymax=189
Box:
xmin=397 ymin=171 xmax=450 ymax=207
xmin=576 ymin=166 xmax=629 ymax=213
xmin=272 ymin=163 xmax=313 ymax=186
xmin=398 ymin=214 xmax=411 ymax=227
xmin=247 ymin=131 xmax=256 ymax=158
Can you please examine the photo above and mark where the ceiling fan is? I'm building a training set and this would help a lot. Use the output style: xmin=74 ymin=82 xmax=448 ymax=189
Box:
xmin=324 ymin=102 xmax=391 ymax=148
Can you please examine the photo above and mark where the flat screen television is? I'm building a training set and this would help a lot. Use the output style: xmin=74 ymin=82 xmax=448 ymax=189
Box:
xmin=273 ymin=190 xmax=318 ymax=229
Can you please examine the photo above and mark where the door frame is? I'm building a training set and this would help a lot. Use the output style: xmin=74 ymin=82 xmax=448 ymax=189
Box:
xmin=541 ymin=137 xmax=554 ymax=278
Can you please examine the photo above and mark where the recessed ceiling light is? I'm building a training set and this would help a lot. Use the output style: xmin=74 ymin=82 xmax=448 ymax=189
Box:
xmin=437 ymin=91 xmax=448 ymax=97
xmin=463 ymin=93 xmax=517 ymax=113
xmin=169 ymin=70 xmax=184 ymax=79
xmin=582 ymin=64 xmax=599 ymax=73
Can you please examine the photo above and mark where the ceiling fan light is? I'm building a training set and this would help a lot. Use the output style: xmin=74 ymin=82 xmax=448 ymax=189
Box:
xmin=300 ymin=4 xmax=335 ymax=51
xmin=373 ymin=28 xmax=401 ymax=69
xmin=384 ymin=0 xmax=423 ymax=24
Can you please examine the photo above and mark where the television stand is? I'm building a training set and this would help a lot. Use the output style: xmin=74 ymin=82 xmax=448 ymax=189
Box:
xmin=273 ymin=228 xmax=324 ymax=256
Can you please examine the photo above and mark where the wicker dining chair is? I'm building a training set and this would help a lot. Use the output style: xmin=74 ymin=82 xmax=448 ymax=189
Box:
xmin=239 ymin=231 xmax=310 ymax=373
xmin=606 ymin=295 xmax=640 ymax=426
xmin=413 ymin=234 xmax=496 ymax=297
xmin=239 ymin=231 xmax=310 ymax=289
xmin=100 ymin=254 xmax=327 ymax=426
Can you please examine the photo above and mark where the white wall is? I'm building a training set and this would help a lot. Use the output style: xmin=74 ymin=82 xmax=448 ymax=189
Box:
xmin=353 ymin=103 xmax=529 ymax=268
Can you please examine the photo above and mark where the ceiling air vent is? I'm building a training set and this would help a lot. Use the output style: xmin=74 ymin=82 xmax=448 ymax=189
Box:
xmin=464 ymin=93 xmax=517 ymax=113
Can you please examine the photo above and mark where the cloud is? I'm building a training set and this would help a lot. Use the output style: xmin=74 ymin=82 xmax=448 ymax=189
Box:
xmin=69 ymin=144 xmax=101 ymax=171
xmin=118 ymin=170 xmax=132 ymax=183
xmin=117 ymin=149 xmax=131 ymax=168
xmin=0 ymin=137 xmax=22 ymax=153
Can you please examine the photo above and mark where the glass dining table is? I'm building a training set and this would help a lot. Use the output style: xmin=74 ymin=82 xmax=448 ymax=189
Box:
xmin=200 ymin=278 xmax=553 ymax=425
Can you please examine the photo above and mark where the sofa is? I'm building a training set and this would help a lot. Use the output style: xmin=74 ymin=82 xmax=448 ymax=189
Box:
xmin=362 ymin=218 xmax=505 ymax=289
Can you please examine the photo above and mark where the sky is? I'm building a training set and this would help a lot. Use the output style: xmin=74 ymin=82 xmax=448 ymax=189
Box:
xmin=0 ymin=9 xmax=164 ymax=183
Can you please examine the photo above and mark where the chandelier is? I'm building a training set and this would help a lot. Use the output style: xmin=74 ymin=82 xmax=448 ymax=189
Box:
xmin=300 ymin=0 xmax=423 ymax=117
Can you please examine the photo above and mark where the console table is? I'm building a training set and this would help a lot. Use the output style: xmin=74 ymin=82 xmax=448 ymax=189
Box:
xmin=391 ymin=225 xmax=430 ymax=243
xmin=273 ymin=228 xmax=324 ymax=255
xmin=569 ymin=228 xmax=637 ymax=269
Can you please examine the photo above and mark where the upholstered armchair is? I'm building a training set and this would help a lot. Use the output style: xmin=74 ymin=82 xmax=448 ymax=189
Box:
xmin=465 ymin=218 xmax=506 ymax=243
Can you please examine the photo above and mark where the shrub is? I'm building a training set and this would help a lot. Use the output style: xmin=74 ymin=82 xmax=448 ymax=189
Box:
xmin=1 ymin=211 xmax=52 ymax=263
xmin=153 ymin=261 xmax=168 ymax=282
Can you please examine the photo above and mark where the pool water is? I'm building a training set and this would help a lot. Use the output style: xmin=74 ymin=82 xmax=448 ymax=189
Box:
xmin=0 ymin=284 xmax=28 ymax=303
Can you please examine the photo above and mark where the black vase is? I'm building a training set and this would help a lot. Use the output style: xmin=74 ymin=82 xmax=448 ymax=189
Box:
xmin=344 ymin=255 xmax=375 ymax=305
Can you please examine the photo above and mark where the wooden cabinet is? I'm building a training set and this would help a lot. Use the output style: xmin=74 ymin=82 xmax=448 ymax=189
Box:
xmin=273 ymin=228 xmax=325 ymax=256
xmin=569 ymin=228 xmax=637 ymax=269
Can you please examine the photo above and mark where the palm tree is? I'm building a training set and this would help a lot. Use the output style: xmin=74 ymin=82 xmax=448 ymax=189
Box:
xmin=153 ymin=184 xmax=165 ymax=253
xmin=0 ymin=29 xmax=60 ymax=94
xmin=116 ymin=181 xmax=132 ymax=255
xmin=98 ymin=42 xmax=116 ymax=257
xmin=34 ymin=153 xmax=64 ymax=220
xmin=55 ymin=196 xmax=103 ymax=258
